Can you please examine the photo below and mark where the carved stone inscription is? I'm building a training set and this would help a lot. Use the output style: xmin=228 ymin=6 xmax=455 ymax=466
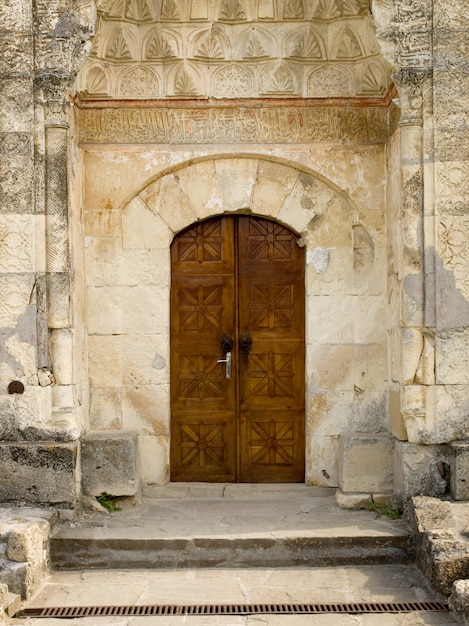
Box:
xmin=77 ymin=104 xmax=395 ymax=144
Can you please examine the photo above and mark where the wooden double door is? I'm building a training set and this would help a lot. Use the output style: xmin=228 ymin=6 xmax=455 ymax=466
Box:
xmin=170 ymin=216 xmax=305 ymax=482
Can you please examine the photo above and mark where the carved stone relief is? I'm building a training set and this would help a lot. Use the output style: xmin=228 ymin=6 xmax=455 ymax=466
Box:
xmin=438 ymin=218 xmax=469 ymax=301
xmin=77 ymin=102 xmax=396 ymax=144
xmin=76 ymin=0 xmax=393 ymax=100
xmin=0 ymin=216 xmax=33 ymax=273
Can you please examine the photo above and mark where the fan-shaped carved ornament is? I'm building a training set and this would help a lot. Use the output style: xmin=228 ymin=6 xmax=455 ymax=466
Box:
xmin=283 ymin=0 xmax=304 ymax=19
xmin=219 ymin=0 xmax=246 ymax=21
xmin=244 ymin=30 xmax=268 ymax=59
xmin=313 ymin=0 xmax=363 ymax=19
xmin=360 ymin=60 xmax=387 ymax=94
xmin=85 ymin=66 xmax=109 ymax=96
xmin=264 ymin=64 xmax=295 ymax=94
xmin=336 ymin=27 xmax=362 ymax=58
xmin=194 ymin=28 xmax=226 ymax=59
xmin=104 ymin=0 xmax=126 ymax=18
xmin=288 ymin=27 xmax=323 ymax=59
xmin=146 ymin=30 xmax=177 ymax=59
xmin=105 ymin=28 xmax=132 ymax=60
xmin=173 ymin=65 xmax=200 ymax=96
xmin=125 ymin=0 xmax=152 ymax=21
xmin=161 ymin=0 xmax=180 ymax=20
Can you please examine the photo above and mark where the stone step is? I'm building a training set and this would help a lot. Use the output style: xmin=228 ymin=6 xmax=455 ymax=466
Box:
xmin=142 ymin=482 xmax=334 ymax=499
xmin=50 ymin=493 xmax=412 ymax=571
xmin=6 ymin=592 xmax=21 ymax=619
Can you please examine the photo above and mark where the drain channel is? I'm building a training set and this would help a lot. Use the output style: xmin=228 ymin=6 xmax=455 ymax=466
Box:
xmin=20 ymin=601 xmax=448 ymax=618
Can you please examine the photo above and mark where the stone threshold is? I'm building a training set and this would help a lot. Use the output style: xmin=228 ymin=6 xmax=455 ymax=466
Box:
xmin=142 ymin=482 xmax=335 ymax=499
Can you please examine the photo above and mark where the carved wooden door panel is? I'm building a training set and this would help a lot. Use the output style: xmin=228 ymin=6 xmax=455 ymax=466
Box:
xmin=170 ymin=216 xmax=305 ymax=482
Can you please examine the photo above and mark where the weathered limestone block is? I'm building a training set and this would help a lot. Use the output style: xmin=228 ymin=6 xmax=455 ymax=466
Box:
xmin=0 ymin=584 xmax=7 ymax=608
xmin=122 ymin=196 xmax=172 ymax=250
xmin=81 ymin=431 xmax=140 ymax=497
xmin=451 ymin=443 xmax=469 ymax=501
xmin=0 ymin=443 xmax=76 ymax=506
xmin=450 ymin=579 xmax=469 ymax=623
xmin=338 ymin=433 xmax=394 ymax=494
xmin=251 ymin=160 xmax=299 ymax=219
xmin=394 ymin=442 xmax=451 ymax=501
xmin=140 ymin=174 xmax=197 ymax=234
xmin=436 ymin=330 xmax=469 ymax=385
xmin=412 ymin=496 xmax=455 ymax=533
xmin=139 ymin=434 xmax=169 ymax=485
xmin=335 ymin=489 xmax=389 ymax=510
xmin=0 ymin=515 xmax=51 ymax=600
xmin=402 ymin=384 xmax=469 ymax=445
xmin=49 ymin=329 xmax=74 ymax=385
xmin=7 ymin=524 xmax=44 ymax=563
xmin=410 ymin=496 xmax=469 ymax=596
xmin=2 ymin=561 xmax=44 ymax=600
xmin=176 ymin=160 xmax=223 ymax=218
xmin=389 ymin=389 xmax=407 ymax=441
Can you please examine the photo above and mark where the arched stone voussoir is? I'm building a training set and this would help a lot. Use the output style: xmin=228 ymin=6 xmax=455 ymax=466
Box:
xmin=214 ymin=157 xmax=260 ymax=213
xmin=278 ymin=172 xmax=339 ymax=235
xmin=250 ymin=160 xmax=300 ymax=219
xmin=126 ymin=155 xmax=358 ymax=239
xmin=139 ymin=174 xmax=197 ymax=234
xmin=175 ymin=160 xmax=224 ymax=220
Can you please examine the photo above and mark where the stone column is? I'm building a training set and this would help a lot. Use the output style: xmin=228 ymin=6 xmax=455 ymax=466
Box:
xmin=394 ymin=69 xmax=436 ymax=441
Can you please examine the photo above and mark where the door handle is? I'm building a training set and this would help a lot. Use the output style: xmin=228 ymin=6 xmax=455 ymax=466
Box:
xmin=239 ymin=333 xmax=252 ymax=354
xmin=217 ymin=351 xmax=232 ymax=379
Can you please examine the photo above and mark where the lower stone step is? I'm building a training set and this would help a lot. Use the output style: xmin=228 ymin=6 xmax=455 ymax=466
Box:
xmin=51 ymin=533 xmax=411 ymax=570
xmin=50 ymin=495 xmax=412 ymax=571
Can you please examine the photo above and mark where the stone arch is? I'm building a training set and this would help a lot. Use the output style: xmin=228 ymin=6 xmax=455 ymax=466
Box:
xmin=93 ymin=155 xmax=377 ymax=485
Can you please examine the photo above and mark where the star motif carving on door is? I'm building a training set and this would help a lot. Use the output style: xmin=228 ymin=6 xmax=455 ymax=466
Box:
xmin=180 ymin=422 xmax=226 ymax=467
xmin=249 ymin=284 xmax=293 ymax=329
xmin=179 ymin=355 xmax=224 ymax=399
xmin=248 ymin=352 xmax=294 ymax=397
xmin=178 ymin=286 xmax=223 ymax=331
xmin=247 ymin=220 xmax=294 ymax=261
xmin=249 ymin=420 xmax=294 ymax=465
xmin=177 ymin=221 xmax=223 ymax=264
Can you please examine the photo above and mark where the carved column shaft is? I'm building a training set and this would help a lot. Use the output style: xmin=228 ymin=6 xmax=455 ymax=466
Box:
xmin=45 ymin=124 xmax=71 ymax=330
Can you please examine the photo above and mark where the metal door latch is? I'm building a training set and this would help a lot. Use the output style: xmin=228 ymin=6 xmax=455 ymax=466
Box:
xmin=217 ymin=351 xmax=232 ymax=379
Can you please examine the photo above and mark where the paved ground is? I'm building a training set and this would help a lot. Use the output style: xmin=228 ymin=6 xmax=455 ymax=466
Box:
xmin=10 ymin=565 xmax=462 ymax=625
xmin=8 ymin=486 xmax=466 ymax=624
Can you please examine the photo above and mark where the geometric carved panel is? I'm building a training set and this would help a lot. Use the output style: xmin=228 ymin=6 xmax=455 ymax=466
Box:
xmin=248 ymin=352 xmax=294 ymax=397
xmin=178 ymin=286 xmax=223 ymax=331
xmin=175 ymin=220 xmax=223 ymax=264
xmin=179 ymin=355 xmax=224 ymax=399
xmin=247 ymin=220 xmax=294 ymax=261
xmin=248 ymin=418 xmax=294 ymax=466
xmin=180 ymin=421 xmax=226 ymax=468
xmin=249 ymin=285 xmax=293 ymax=329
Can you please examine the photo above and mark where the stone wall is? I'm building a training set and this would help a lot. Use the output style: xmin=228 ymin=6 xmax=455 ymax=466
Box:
xmin=82 ymin=147 xmax=389 ymax=487
xmin=0 ymin=0 xmax=468 ymax=503
xmin=0 ymin=0 xmax=92 ymax=505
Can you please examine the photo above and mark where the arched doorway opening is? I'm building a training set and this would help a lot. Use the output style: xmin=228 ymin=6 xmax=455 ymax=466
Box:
xmin=170 ymin=215 xmax=305 ymax=482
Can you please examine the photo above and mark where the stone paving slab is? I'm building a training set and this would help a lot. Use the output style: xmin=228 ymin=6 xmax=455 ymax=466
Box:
xmin=55 ymin=495 xmax=410 ymax=540
xmin=10 ymin=566 xmax=462 ymax=625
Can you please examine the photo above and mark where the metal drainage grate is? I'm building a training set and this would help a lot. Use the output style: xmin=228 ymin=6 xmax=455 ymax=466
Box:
xmin=19 ymin=601 xmax=448 ymax=618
